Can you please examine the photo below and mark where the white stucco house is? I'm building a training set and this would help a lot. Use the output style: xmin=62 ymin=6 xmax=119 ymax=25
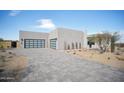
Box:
xmin=19 ymin=28 xmax=87 ymax=50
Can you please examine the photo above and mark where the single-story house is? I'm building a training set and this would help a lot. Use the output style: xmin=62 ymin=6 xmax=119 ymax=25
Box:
xmin=19 ymin=28 xmax=87 ymax=50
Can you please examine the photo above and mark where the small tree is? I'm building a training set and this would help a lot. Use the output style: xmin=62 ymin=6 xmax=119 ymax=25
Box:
xmin=111 ymin=32 xmax=120 ymax=52
xmin=0 ymin=38 xmax=4 ymax=48
xmin=88 ymin=32 xmax=120 ymax=53
xmin=95 ymin=32 xmax=111 ymax=53
xmin=100 ymin=32 xmax=111 ymax=52
xmin=0 ymin=38 xmax=3 ymax=41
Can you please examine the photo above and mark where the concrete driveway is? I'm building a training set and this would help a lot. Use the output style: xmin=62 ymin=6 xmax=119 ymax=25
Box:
xmin=13 ymin=48 xmax=124 ymax=82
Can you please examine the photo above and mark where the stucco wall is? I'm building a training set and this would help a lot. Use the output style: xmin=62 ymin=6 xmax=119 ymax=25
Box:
xmin=48 ymin=29 xmax=58 ymax=49
xmin=0 ymin=41 xmax=11 ymax=48
xmin=16 ymin=41 xmax=20 ymax=48
xmin=19 ymin=31 xmax=49 ymax=48
xmin=56 ymin=28 xmax=85 ymax=50
xmin=19 ymin=28 xmax=87 ymax=49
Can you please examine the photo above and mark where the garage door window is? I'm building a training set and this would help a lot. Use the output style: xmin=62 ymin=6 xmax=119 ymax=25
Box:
xmin=24 ymin=39 xmax=45 ymax=48
xmin=50 ymin=38 xmax=57 ymax=49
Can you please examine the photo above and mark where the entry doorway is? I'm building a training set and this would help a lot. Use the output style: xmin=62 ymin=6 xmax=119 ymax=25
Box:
xmin=11 ymin=41 xmax=17 ymax=48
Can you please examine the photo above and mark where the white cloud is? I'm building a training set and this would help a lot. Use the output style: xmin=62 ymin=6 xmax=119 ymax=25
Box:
xmin=36 ymin=19 xmax=56 ymax=29
xmin=9 ymin=10 xmax=21 ymax=16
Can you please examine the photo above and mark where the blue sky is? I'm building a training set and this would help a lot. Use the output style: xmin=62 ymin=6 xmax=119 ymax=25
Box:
xmin=0 ymin=10 xmax=124 ymax=41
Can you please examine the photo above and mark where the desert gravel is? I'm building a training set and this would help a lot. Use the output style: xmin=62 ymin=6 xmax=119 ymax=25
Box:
xmin=12 ymin=48 xmax=124 ymax=82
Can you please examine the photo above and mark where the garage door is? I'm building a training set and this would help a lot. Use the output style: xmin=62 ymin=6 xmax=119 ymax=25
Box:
xmin=50 ymin=38 xmax=57 ymax=49
xmin=24 ymin=39 xmax=45 ymax=48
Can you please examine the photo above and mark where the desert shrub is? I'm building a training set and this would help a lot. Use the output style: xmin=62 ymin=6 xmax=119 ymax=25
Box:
xmin=73 ymin=52 xmax=76 ymax=54
xmin=0 ymin=62 xmax=5 ymax=67
xmin=8 ymin=52 xmax=12 ymax=54
xmin=73 ymin=50 xmax=76 ymax=54
xmin=66 ymin=51 xmax=70 ymax=53
xmin=99 ymin=49 xmax=104 ymax=54
xmin=0 ymin=56 xmax=6 ymax=62
xmin=0 ymin=69 xmax=4 ymax=72
xmin=79 ymin=49 xmax=81 ymax=52
xmin=8 ymin=56 xmax=13 ymax=58
xmin=117 ymin=47 xmax=120 ymax=50
xmin=114 ymin=52 xmax=121 ymax=55
xmin=108 ymin=57 xmax=110 ymax=60
xmin=122 ymin=49 xmax=124 ymax=52
xmin=116 ymin=56 xmax=124 ymax=61
xmin=12 ymin=53 xmax=16 ymax=56
xmin=1 ymin=49 xmax=6 ymax=52
xmin=0 ymin=56 xmax=6 ymax=67
xmin=0 ymin=45 xmax=4 ymax=48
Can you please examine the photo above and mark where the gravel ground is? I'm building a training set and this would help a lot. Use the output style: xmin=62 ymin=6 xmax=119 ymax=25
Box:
xmin=12 ymin=48 xmax=124 ymax=82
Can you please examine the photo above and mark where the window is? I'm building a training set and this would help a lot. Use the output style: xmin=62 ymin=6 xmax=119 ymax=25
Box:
xmin=72 ymin=43 xmax=74 ymax=49
xmin=76 ymin=42 xmax=78 ymax=49
xmin=50 ymin=38 xmax=57 ymax=49
xmin=24 ymin=39 xmax=45 ymax=48
xmin=67 ymin=44 xmax=70 ymax=50
xmin=64 ymin=42 xmax=66 ymax=50
xmin=79 ymin=43 xmax=81 ymax=49
xmin=21 ymin=38 xmax=23 ymax=45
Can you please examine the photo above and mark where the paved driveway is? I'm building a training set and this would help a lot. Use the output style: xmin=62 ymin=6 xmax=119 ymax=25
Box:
xmin=13 ymin=48 xmax=124 ymax=82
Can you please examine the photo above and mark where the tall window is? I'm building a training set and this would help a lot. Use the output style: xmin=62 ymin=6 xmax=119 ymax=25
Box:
xmin=21 ymin=38 xmax=23 ymax=45
xmin=67 ymin=44 xmax=70 ymax=50
xmin=76 ymin=42 xmax=78 ymax=49
xmin=72 ymin=42 xmax=74 ymax=49
xmin=79 ymin=43 xmax=81 ymax=49
xmin=64 ymin=42 xmax=66 ymax=50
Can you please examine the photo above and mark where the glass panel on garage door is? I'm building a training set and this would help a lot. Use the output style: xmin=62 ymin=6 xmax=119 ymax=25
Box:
xmin=50 ymin=38 xmax=57 ymax=49
xmin=24 ymin=39 xmax=45 ymax=48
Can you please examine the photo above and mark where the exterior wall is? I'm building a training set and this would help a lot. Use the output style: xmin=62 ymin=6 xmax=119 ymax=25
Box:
xmin=91 ymin=43 xmax=99 ymax=49
xmin=56 ymin=28 xmax=85 ymax=50
xmin=87 ymin=42 xmax=99 ymax=49
xmin=19 ymin=31 xmax=49 ymax=48
xmin=83 ymin=30 xmax=88 ymax=48
xmin=0 ymin=41 xmax=11 ymax=48
xmin=115 ymin=43 xmax=124 ymax=47
xmin=0 ymin=41 xmax=20 ymax=48
xmin=16 ymin=41 xmax=20 ymax=48
xmin=19 ymin=28 xmax=86 ymax=50
xmin=48 ymin=29 xmax=58 ymax=49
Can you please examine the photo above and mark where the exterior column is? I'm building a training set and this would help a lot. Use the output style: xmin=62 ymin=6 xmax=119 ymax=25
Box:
xmin=83 ymin=30 xmax=88 ymax=48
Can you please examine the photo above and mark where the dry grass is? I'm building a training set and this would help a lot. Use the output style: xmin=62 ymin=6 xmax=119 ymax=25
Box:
xmin=116 ymin=56 xmax=124 ymax=61
xmin=0 ymin=49 xmax=28 ymax=81
xmin=4 ymin=56 xmax=27 ymax=71
xmin=66 ymin=49 xmax=124 ymax=70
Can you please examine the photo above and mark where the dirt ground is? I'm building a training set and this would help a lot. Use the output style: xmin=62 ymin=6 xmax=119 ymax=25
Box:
xmin=0 ymin=49 xmax=27 ymax=81
xmin=1 ymin=48 xmax=124 ymax=81
xmin=10 ymin=48 xmax=124 ymax=82
xmin=65 ymin=49 xmax=124 ymax=70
